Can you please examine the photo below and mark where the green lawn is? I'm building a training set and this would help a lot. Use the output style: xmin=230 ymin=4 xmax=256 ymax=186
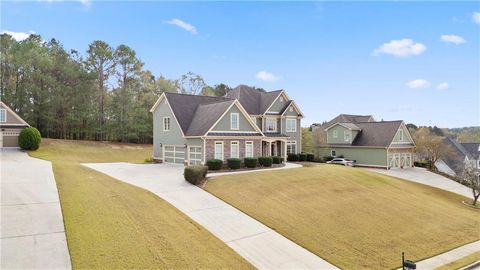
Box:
xmin=29 ymin=139 xmax=252 ymax=269
xmin=205 ymin=164 xmax=480 ymax=270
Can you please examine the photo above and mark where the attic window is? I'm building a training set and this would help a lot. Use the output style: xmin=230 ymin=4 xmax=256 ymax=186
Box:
xmin=333 ymin=130 xmax=338 ymax=138
xmin=0 ymin=109 xmax=6 ymax=123
xmin=289 ymin=107 xmax=293 ymax=112
xmin=399 ymin=129 xmax=404 ymax=141
xmin=280 ymin=96 xmax=284 ymax=102
xmin=163 ymin=117 xmax=171 ymax=131
xmin=344 ymin=130 xmax=352 ymax=142
xmin=231 ymin=113 xmax=239 ymax=130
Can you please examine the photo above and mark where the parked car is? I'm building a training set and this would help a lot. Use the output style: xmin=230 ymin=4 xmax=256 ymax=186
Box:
xmin=327 ymin=158 xmax=355 ymax=166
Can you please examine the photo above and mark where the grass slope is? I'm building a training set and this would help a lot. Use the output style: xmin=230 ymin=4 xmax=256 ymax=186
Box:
xmin=205 ymin=164 xmax=480 ymax=270
xmin=30 ymin=139 xmax=252 ymax=269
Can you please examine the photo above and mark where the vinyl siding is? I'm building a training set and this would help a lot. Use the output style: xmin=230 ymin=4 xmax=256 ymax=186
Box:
xmin=317 ymin=147 xmax=388 ymax=167
xmin=267 ymin=94 xmax=287 ymax=113
xmin=326 ymin=125 xmax=353 ymax=145
xmin=211 ymin=105 xmax=256 ymax=132
xmin=391 ymin=124 xmax=414 ymax=144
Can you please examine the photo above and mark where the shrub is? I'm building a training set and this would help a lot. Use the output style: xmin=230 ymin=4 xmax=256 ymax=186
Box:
xmin=272 ymin=156 xmax=283 ymax=164
xmin=287 ymin=154 xmax=299 ymax=162
xmin=18 ymin=127 xmax=41 ymax=150
xmin=144 ymin=157 xmax=153 ymax=163
xmin=299 ymin=153 xmax=307 ymax=161
xmin=338 ymin=154 xmax=345 ymax=158
xmin=306 ymin=154 xmax=315 ymax=162
xmin=227 ymin=158 xmax=242 ymax=170
xmin=323 ymin=156 xmax=334 ymax=162
xmin=313 ymin=157 xmax=324 ymax=163
xmin=184 ymin=165 xmax=208 ymax=185
xmin=206 ymin=159 xmax=223 ymax=170
xmin=244 ymin=157 xmax=258 ymax=168
xmin=414 ymin=160 xmax=431 ymax=168
xmin=261 ymin=157 xmax=273 ymax=167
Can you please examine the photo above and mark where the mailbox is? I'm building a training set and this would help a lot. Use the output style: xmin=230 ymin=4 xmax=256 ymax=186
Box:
xmin=404 ymin=260 xmax=416 ymax=270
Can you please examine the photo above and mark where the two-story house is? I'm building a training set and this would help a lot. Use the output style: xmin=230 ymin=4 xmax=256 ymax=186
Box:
xmin=150 ymin=85 xmax=303 ymax=165
xmin=313 ymin=114 xmax=415 ymax=169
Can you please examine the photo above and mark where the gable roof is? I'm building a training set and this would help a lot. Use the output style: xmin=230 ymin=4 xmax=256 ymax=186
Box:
xmin=152 ymin=92 xmax=262 ymax=137
xmin=325 ymin=122 xmax=361 ymax=131
xmin=351 ymin=121 xmax=403 ymax=147
xmin=185 ymin=100 xmax=235 ymax=136
xmin=324 ymin=114 xmax=373 ymax=129
xmin=441 ymin=138 xmax=475 ymax=174
xmin=460 ymin=142 xmax=480 ymax=159
xmin=226 ymin=85 xmax=284 ymax=115
xmin=0 ymin=102 xmax=30 ymax=128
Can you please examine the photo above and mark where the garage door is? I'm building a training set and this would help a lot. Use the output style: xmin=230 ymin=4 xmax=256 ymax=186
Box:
xmin=164 ymin=145 xmax=185 ymax=164
xmin=189 ymin=146 xmax=202 ymax=165
xmin=389 ymin=153 xmax=412 ymax=168
xmin=0 ymin=130 xmax=20 ymax=147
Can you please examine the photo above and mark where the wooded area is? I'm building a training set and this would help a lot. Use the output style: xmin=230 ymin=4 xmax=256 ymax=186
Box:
xmin=0 ymin=34 xmax=232 ymax=143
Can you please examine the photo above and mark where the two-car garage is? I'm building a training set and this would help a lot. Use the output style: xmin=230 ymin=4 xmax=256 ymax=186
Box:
xmin=163 ymin=145 xmax=202 ymax=165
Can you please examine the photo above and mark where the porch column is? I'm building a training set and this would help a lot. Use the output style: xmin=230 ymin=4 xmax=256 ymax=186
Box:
xmin=268 ymin=141 xmax=271 ymax=156
xmin=283 ymin=141 xmax=287 ymax=161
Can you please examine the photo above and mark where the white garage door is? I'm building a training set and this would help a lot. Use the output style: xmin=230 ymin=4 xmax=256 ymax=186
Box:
xmin=164 ymin=145 xmax=185 ymax=164
xmin=389 ymin=153 xmax=412 ymax=168
xmin=188 ymin=146 xmax=202 ymax=165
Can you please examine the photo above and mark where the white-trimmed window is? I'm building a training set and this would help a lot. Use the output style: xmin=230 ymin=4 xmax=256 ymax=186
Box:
xmin=230 ymin=141 xmax=239 ymax=158
xmin=331 ymin=150 xmax=336 ymax=157
xmin=245 ymin=141 xmax=254 ymax=158
xmin=163 ymin=117 xmax=171 ymax=131
xmin=344 ymin=130 xmax=351 ymax=142
xmin=286 ymin=119 xmax=296 ymax=132
xmin=477 ymin=160 xmax=480 ymax=168
xmin=287 ymin=141 xmax=296 ymax=154
xmin=230 ymin=113 xmax=239 ymax=130
xmin=333 ymin=130 xmax=338 ymax=138
xmin=265 ymin=118 xmax=277 ymax=132
xmin=399 ymin=129 xmax=404 ymax=141
xmin=289 ymin=107 xmax=293 ymax=112
xmin=280 ymin=96 xmax=284 ymax=102
xmin=0 ymin=109 xmax=6 ymax=123
xmin=214 ymin=141 xmax=224 ymax=160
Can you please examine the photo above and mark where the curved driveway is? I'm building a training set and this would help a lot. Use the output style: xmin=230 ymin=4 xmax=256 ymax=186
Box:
xmin=1 ymin=149 xmax=71 ymax=269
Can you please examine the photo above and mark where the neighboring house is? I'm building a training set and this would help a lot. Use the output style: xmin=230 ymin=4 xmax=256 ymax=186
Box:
xmin=150 ymin=85 xmax=304 ymax=165
xmin=0 ymin=102 xmax=30 ymax=147
xmin=313 ymin=114 xmax=415 ymax=169
xmin=435 ymin=137 xmax=480 ymax=176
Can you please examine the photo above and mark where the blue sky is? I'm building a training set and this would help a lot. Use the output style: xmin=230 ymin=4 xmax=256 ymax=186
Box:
xmin=2 ymin=1 xmax=479 ymax=128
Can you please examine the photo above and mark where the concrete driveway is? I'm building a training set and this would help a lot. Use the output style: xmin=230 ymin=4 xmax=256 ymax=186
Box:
xmin=83 ymin=162 xmax=338 ymax=270
xmin=366 ymin=167 xmax=472 ymax=198
xmin=1 ymin=149 xmax=71 ymax=269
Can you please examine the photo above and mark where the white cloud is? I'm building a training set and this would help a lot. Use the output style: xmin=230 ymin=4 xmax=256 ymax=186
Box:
xmin=473 ymin=12 xmax=480 ymax=24
xmin=37 ymin=0 xmax=91 ymax=7
xmin=1 ymin=30 xmax=35 ymax=41
xmin=256 ymin=71 xmax=281 ymax=82
xmin=166 ymin=19 xmax=197 ymax=35
xmin=441 ymin=34 xmax=466 ymax=44
xmin=372 ymin=39 xmax=426 ymax=57
xmin=405 ymin=79 xmax=431 ymax=89
xmin=436 ymin=82 xmax=450 ymax=90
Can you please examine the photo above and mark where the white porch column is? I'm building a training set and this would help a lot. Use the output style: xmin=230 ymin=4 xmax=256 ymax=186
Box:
xmin=283 ymin=141 xmax=287 ymax=160
xmin=268 ymin=141 xmax=271 ymax=156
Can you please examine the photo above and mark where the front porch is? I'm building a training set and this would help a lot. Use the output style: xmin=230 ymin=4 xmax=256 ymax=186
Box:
xmin=262 ymin=137 xmax=289 ymax=160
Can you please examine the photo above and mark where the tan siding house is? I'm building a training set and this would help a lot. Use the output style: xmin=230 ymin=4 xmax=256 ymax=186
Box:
xmin=0 ymin=102 xmax=30 ymax=147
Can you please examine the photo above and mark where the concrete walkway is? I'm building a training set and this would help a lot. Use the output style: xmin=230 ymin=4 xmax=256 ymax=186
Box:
xmin=83 ymin=162 xmax=338 ymax=270
xmin=365 ymin=167 xmax=471 ymax=198
xmin=398 ymin=240 xmax=480 ymax=269
xmin=1 ymin=149 xmax=71 ymax=269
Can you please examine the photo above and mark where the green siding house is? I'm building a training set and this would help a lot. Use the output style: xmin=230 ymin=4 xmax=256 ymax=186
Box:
xmin=150 ymin=85 xmax=304 ymax=165
xmin=314 ymin=114 xmax=415 ymax=169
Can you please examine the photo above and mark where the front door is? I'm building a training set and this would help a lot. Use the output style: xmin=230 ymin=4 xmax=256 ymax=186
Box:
xmin=271 ymin=142 xmax=276 ymax=156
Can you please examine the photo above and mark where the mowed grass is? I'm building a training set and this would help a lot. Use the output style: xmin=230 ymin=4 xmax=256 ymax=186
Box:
xmin=29 ymin=139 xmax=252 ymax=269
xmin=435 ymin=251 xmax=480 ymax=270
xmin=205 ymin=164 xmax=480 ymax=270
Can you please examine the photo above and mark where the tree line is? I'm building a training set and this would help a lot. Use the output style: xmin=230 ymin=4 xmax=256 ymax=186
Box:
xmin=0 ymin=34 xmax=234 ymax=143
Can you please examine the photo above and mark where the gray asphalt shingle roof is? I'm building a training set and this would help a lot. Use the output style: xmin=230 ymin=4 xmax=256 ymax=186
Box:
xmin=351 ymin=121 xmax=403 ymax=147
xmin=164 ymin=85 xmax=286 ymax=136
xmin=226 ymin=85 xmax=283 ymax=115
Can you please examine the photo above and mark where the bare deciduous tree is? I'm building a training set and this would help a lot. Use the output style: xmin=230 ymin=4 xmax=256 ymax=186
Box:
xmin=412 ymin=127 xmax=455 ymax=166
xmin=459 ymin=164 xmax=480 ymax=206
